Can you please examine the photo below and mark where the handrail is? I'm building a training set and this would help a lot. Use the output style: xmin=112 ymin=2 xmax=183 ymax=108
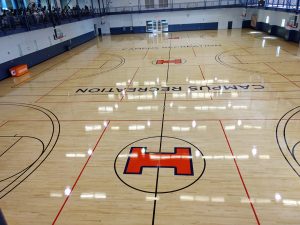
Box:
xmin=106 ymin=0 xmax=244 ymax=13
xmin=0 ymin=9 xmax=102 ymax=37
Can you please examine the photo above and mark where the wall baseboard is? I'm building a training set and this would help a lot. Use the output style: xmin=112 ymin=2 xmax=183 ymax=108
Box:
xmin=0 ymin=31 xmax=96 ymax=80
xmin=253 ymin=22 xmax=300 ymax=43
xmin=110 ymin=22 xmax=218 ymax=35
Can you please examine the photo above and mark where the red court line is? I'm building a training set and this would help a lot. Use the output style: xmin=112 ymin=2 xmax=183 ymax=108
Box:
xmin=191 ymin=46 xmax=196 ymax=57
xmin=11 ymin=81 xmax=300 ymax=89
xmin=12 ymin=52 xmax=79 ymax=88
xmin=52 ymin=121 xmax=110 ymax=225
xmin=198 ymin=65 xmax=206 ymax=80
xmin=52 ymin=65 xmax=140 ymax=224
xmin=120 ymin=67 xmax=140 ymax=101
xmin=219 ymin=120 xmax=260 ymax=225
xmin=198 ymin=65 xmax=213 ymax=100
xmin=143 ymin=49 xmax=149 ymax=59
xmin=5 ymin=118 xmax=300 ymax=122
xmin=233 ymin=55 xmax=243 ymax=64
xmin=35 ymin=69 xmax=80 ymax=103
xmin=36 ymin=97 xmax=300 ymax=103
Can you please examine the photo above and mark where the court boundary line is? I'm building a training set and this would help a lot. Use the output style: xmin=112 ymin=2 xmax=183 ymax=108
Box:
xmin=3 ymin=118 xmax=300 ymax=122
xmin=0 ymin=121 xmax=8 ymax=128
xmin=219 ymin=120 xmax=260 ymax=225
xmin=10 ymin=80 xmax=300 ymax=89
xmin=51 ymin=121 xmax=110 ymax=225
xmin=52 ymin=60 xmax=140 ymax=224
xmin=35 ymin=98 xmax=300 ymax=103
xmin=0 ymin=137 xmax=22 ymax=158
xmin=198 ymin=65 xmax=213 ymax=100
xmin=152 ymin=34 xmax=172 ymax=225
xmin=0 ymin=103 xmax=60 ymax=199
xmin=6 ymin=89 xmax=300 ymax=99
xmin=264 ymin=63 xmax=300 ymax=89
xmin=34 ymin=69 xmax=81 ymax=103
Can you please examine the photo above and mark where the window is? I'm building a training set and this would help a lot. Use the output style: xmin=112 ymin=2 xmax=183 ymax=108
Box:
xmin=1 ymin=0 xmax=8 ymax=9
xmin=266 ymin=16 xmax=269 ymax=23
xmin=281 ymin=19 xmax=286 ymax=27
xmin=159 ymin=0 xmax=168 ymax=8
xmin=145 ymin=0 xmax=154 ymax=8
xmin=262 ymin=0 xmax=297 ymax=9
xmin=146 ymin=20 xmax=168 ymax=33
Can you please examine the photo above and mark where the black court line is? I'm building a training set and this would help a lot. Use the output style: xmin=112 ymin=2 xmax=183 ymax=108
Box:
xmin=10 ymin=46 xmax=86 ymax=88
xmin=214 ymin=49 xmax=299 ymax=75
xmin=53 ymin=62 xmax=139 ymax=224
xmin=283 ymin=109 xmax=300 ymax=166
xmin=0 ymin=135 xmax=44 ymax=184
xmin=8 ymin=89 xmax=300 ymax=99
xmin=152 ymin=35 xmax=172 ymax=225
xmin=10 ymin=81 xmax=300 ymax=89
xmin=36 ymin=97 xmax=300 ymax=104
xmin=276 ymin=106 xmax=300 ymax=177
xmin=264 ymin=63 xmax=300 ymax=89
xmin=0 ymin=137 xmax=22 ymax=158
xmin=0 ymin=103 xmax=60 ymax=199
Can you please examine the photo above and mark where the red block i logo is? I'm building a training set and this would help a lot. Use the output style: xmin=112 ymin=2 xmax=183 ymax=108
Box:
xmin=114 ymin=136 xmax=206 ymax=194
xmin=124 ymin=147 xmax=194 ymax=176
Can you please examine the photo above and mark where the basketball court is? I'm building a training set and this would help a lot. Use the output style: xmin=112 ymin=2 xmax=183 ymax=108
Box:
xmin=1 ymin=29 xmax=300 ymax=224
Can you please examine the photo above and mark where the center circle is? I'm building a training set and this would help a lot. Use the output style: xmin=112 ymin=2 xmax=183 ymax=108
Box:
xmin=114 ymin=136 xmax=206 ymax=194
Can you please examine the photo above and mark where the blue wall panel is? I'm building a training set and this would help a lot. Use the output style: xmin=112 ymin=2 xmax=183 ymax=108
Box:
xmin=253 ymin=22 xmax=300 ymax=43
xmin=168 ymin=22 xmax=218 ymax=32
xmin=242 ymin=20 xmax=251 ymax=28
xmin=133 ymin=26 xmax=146 ymax=33
xmin=110 ymin=27 xmax=134 ymax=34
xmin=110 ymin=23 xmax=218 ymax=35
xmin=0 ymin=31 xmax=95 ymax=80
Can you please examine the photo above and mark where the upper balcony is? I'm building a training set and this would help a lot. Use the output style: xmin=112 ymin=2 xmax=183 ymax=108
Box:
xmin=105 ymin=0 xmax=245 ymax=14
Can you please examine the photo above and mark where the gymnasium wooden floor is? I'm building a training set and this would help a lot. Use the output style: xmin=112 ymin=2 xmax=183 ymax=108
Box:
xmin=0 ymin=28 xmax=300 ymax=225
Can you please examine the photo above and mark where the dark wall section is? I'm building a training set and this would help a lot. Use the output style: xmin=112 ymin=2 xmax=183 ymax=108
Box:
xmin=252 ymin=21 xmax=300 ymax=43
xmin=168 ymin=22 xmax=218 ymax=32
xmin=0 ymin=31 xmax=95 ymax=80
xmin=256 ymin=22 xmax=270 ymax=33
xmin=242 ymin=20 xmax=251 ymax=28
xmin=133 ymin=26 xmax=147 ymax=33
xmin=110 ymin=22 xmax=218 ymax=35
xmin=110 ymin=26 xmax=146 ymax=34
xmin=269 ymin=25 xmax=286 ymax=39
xmin=0 ymin=209 xmax=7 ymax=225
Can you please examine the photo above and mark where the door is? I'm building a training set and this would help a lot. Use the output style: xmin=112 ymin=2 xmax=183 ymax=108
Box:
xmin=228 ymin=21 xmax=233 ymax=29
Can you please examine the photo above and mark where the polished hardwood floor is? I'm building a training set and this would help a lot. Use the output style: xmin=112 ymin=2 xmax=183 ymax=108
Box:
xmin=0 ymin=29 xmax=300 ymax=225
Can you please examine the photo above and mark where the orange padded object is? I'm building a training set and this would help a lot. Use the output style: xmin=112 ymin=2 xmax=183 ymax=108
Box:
xmin=9 ymin=64 xmax=29 ymax=77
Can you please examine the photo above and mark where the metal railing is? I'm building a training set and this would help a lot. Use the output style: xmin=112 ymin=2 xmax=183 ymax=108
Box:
xmin=0 ymin=8 xmax=102 ymax=36
xmin=246 ymin=0 xmax=299 ymax=10
xmin=105 ymin=0 xmax=244 ymax=13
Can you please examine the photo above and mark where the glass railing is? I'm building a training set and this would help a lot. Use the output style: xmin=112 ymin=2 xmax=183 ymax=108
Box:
xmin=105 ymin=0 xmax=244 ymax=13
xmin=246 ymin=0 xmax=299 ymax=10
xmin=0 ymin=8 xmax=102 ymax=36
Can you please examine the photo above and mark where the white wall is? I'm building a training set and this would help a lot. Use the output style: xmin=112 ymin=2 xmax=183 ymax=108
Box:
xmin=257 ymin=9 xmax=292 ymax=27
xmin=0 ymin=18 xmax=100 ymax=64
xmin=109 ymin=0 xmax=139 ymax=7
xmin=107 ymin=8 xmax=245 ymax=29
xmin=244 ymin=8 xmax=295 ymax=27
